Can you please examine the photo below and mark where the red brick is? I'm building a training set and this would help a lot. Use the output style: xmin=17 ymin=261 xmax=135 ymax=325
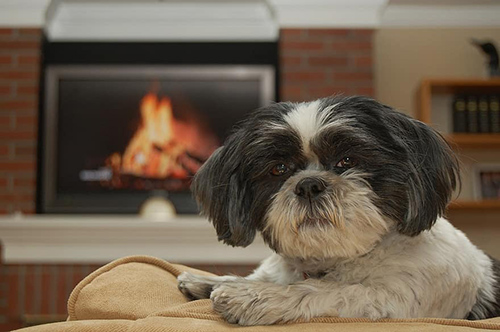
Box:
xmin=17 ymin=85 xmax=38 ymax=95
xmin=351 ymin=29 xmax=374 ymax=36
xmin=0 ymin=84 xmax=12 ymax=96
xmin=307 ymin=86 xmax=351 ymax=98
xmin=17 ymin=55 xmax=40 ymax=65
xmin=281 ymin=92 xmax=297 ymax=101
xmin=0 ymin=193 xmax=34 ymax=202
xmin=279 ymin=27 xmax=374 ymax=103
xmin=24 ymin=266 xmax=36 ymax=314
xmin=0 ymin=177 xmax=8 ymax=187
xmin=56 ymin=267 xmax=68 ymax=314
xmin=0 ymin=144 xmax=9 ymax=156
xmin=0 ymin=100 xmax=36 ymax=110
xmin=0 ymin=56 xmax=13 ymax=65
xmin=13 ymin=178 xmax=36 ymax=188
xmin=0 ymin=71 xmax=38 ymax=80
xmin=281 ymin=56 xmax=302 ymax=66
xmin=0 ymin=40 xmax=40 ymax=50
xmin=281 ymin=86 xmax=302 ymax=98
xmin=308 ymin=56 xmax=349 ymax=67
xmin=0 ymin=322 xmax=24 ymax=331
xmin=73 ymin=266 xmax=85 ymax=290
xmin=280 ymin=29 xmax=304 ymax=40
xmin=7 ymin=266 xmax=19 ymax=317
xmin=11 ymin=204 xmax=35 ymax=214
xmin=0 ymin=116 xmax=11 ymax=127
xmin=0 ymin=130 xmax=36 ymax=140
xmin=307 ymin=29 xmax=350 ymax=37
xmin=14 ymin=145 xmax=36 ymax=157
xmin=330 ymin=41 xmax=372 ymax=51
xmin=15 ymin=115 xmax=37 ymax=126
xmin=0 ymin=161 xmax=35 ymax=171
xmin=40 ymin=267 xmax=52 ymax=315
xmin=281 ymin=41 xmax=325 ymax=51
xmin=0 ymin=29 xmax=13 ymax=37
xmin=283 ymin=71 xmax=326 ymax=82
xmin=334 ymin=72 xmax=373 ymax=81
xmin=17 ymin=29 xmax=42 ymax=38
xmin=354 ymin=56 xmax=372 ymax=67
xmin=0 ymin=265 xmax=6 ymax=300
xmin=281 ymin=95 xmax=303 ymax=103
xmin=354 ymin=87 xmax=375 ymax=96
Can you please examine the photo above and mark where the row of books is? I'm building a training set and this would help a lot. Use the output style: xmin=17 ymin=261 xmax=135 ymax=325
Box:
xmin=452 ymin=95 xmax=500 ymax=133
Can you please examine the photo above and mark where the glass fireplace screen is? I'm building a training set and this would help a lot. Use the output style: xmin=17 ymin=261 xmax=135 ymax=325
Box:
xmin=40 ymin=65 xmax=275 ymax=213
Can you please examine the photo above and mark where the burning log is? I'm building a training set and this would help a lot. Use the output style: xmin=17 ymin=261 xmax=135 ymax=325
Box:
xmin=101 ymin=92 xmax=217 ymax=190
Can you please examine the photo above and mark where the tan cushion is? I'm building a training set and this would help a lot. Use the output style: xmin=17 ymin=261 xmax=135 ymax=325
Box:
xmin=68 ymin=255 xmax=220 ymax=322
xmin=15 ymin=255 xmax=500 ymax=331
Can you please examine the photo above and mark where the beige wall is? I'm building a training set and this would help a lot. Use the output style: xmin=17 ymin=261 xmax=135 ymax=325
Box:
xmin=375 ymin=28 xmax=500 ymax=117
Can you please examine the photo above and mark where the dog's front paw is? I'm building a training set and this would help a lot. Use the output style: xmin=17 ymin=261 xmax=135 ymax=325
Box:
xmin=211 ymin=282 xmax=284 ymax=326
xmin=177 ymin=272 xmax=214 ymax=300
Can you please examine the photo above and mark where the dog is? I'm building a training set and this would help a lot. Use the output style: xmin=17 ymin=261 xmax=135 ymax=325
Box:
xmin=177 ymin=96 xmax=500 ymax=325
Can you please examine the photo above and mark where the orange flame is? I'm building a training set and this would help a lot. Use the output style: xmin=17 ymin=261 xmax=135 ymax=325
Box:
xmin=111 ymin=92 xmax=217 ymax=180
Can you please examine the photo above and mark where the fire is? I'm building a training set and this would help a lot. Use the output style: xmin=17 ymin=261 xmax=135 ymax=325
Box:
xmin=106 ymin=92 xmax=218 ymax=182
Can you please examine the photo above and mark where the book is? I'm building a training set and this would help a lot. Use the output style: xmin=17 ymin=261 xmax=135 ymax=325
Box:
xmin=452 ymin=95 xmax=467 ymax=133
xmin=466 ymin=95 xmax=479 ymax=133
xmin=478 ymin=96 xmax=490 ymax=133
xmin=490 ymin=95 xmax=500 ymax=133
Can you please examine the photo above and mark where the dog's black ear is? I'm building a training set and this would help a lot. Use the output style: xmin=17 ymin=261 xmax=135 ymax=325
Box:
xmin=191 ymin=129 xmax=256 ymax=247
xmin=395 ymin=116 xmax=460 ymax=236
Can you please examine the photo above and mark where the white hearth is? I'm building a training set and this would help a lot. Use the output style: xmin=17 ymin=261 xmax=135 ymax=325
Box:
xmin=0 ymin=214 xmax=271 ymax=264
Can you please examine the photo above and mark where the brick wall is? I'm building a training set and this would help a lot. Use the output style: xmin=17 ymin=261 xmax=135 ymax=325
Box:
xmin=0 ymin=262 xmax=101 ymax=330
xmin=0 ymin=28 xmax=40 ymax=215
xmin=0 ymin=27 xmax=374 ymax=331
xmin=280 ymin=28 xmax=374 ymax=101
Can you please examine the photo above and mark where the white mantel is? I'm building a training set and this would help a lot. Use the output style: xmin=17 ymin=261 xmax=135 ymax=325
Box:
xmin=1 ymin=0 xmax=499 ymax=31
xmin=0 ymin=214 xmax=272 ymax=264
xmin=44 ymin=0 xmax=279 ymax=41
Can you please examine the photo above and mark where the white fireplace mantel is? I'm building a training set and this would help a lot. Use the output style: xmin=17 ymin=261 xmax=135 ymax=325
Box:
xmin=0 ymin=214 xmax=272 ymax=264
xmin=1 ymin=0 xmax=499 ymax=31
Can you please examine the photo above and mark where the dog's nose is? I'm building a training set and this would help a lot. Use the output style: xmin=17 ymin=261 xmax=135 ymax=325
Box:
xmin=294 ymin=177 xmax=326 ymax=200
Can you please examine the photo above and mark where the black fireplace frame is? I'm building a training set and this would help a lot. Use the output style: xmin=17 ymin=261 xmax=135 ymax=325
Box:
xmin=36 ymin=36 xmax=280 ymax=214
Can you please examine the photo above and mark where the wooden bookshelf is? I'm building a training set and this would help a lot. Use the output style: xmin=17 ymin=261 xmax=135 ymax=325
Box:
xmin=417 ymin=78 xmax=500 ymax=211
xmin=446 ymin=134 xmax=500 ymax=149
xmin=417 ymin=78 xmax=500 ymax=123
xmin=449 ymin=200 xmax=500 ymax=211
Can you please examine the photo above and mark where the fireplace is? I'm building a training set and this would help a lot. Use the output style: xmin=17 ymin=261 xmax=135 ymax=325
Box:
xmin=37 ymin=42 xmax=278 ymax=214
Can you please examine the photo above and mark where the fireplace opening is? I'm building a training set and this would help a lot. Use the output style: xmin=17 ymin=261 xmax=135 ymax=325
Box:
xmin=39 ymin=63 xmax=276 ymax=214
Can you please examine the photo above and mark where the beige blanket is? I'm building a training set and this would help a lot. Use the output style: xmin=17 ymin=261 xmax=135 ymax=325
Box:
xmin=16 ymin=255 xmax=500 ymax=331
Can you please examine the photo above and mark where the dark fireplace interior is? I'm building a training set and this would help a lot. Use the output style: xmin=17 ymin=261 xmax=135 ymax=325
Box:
xmin=37 ymin=41 xmax=279 ymax=214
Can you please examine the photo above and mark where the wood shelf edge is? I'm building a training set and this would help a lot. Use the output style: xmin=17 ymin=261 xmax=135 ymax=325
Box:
xmin=422 ymin=78 xmax=500 ymax=88
xmin=448 ymin=200 xmax=500 ymax=211
xmin=446 ymin=134 xmax=500 ymax=148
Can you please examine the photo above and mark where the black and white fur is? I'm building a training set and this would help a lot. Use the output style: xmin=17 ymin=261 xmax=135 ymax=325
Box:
xmin=178 ymin=96 xmax=500 ymax=325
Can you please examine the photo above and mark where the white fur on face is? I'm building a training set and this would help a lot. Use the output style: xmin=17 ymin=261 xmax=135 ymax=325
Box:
xmin=283 ymin=100 xmax=322 ymax=154
xmin=283 ymin=101 xmax=346 ymax=156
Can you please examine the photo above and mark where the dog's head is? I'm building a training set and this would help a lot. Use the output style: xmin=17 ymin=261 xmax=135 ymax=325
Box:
xmin=192 ymin=96 xmax=459 ymax=259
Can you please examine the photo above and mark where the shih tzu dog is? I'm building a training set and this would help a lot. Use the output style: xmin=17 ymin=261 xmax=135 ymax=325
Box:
xmin=177 ymin=96 xmax=500 ymax=325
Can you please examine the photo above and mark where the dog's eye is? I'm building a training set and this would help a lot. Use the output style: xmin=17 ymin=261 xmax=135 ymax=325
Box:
xmin=336 ymin=157 xmax=358 ymax=169
xmin=270 ymin=163 xmax=289 ymax=176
